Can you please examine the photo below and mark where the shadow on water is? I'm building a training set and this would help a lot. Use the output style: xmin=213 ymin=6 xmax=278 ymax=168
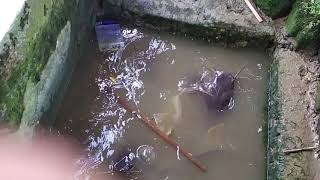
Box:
xmin=54 ymin=24 xmax=270 ymax=180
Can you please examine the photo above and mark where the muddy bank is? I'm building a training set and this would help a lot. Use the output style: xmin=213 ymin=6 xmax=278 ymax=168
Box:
xmin=267 ymin=19 xmax=320 ymax=179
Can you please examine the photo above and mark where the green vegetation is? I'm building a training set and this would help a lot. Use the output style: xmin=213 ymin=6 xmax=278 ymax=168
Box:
xmin=256 ymin=0 xmax=320 ymax=48
xmin=255 ymin=0 xmax=294 ymax=18
xmin=0 ymin=0 xmax=75 ymax=126
xmin=287 ymin=0 xmax=320 ymax=48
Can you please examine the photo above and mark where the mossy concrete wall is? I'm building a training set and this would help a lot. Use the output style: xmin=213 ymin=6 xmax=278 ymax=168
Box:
xmin=0 ymin=0 xmax=97 ymax=137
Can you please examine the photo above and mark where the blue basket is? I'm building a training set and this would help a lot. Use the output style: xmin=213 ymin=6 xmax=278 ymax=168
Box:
xmin=95 ymin=20 xmax=124 ymax=52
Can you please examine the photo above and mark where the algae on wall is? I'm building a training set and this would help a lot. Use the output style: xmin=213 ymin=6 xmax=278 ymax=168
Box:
xmin=266 ymin=59 xmax=283 ymax=180
xmin=0 ymin=0 xmax=76 ymax=127
xmin=0 ymin=0 xmax=97 ymax=128
xmin=287 ymin=0 xmax=320 ymax=48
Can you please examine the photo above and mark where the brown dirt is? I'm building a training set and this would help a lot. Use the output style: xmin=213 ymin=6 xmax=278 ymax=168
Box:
xmin=273 ymin=18 xmax=320 ymax=180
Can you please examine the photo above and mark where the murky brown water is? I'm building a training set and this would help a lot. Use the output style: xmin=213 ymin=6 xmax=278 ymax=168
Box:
xmin=54 ymin=26 xmax=269 ymax=180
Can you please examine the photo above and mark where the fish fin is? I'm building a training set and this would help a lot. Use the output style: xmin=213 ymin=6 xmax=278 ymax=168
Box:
xmin=153 ymin=113 xmax=174 ymax=136
xmin=171 ymin=95 xmax=182 ymax=122
xmin=207 ymin=123 xmax=225 ymax=134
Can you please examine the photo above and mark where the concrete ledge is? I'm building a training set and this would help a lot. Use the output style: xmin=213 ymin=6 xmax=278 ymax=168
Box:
xmin=103 ymin=0 xmax=275 ymax=47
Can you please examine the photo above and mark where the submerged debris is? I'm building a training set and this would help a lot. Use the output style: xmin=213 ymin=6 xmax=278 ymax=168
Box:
xmin=112 ymin=145 xmax=156 ymax=175
xmin=113 ymin=150 xmax=136 ymax=173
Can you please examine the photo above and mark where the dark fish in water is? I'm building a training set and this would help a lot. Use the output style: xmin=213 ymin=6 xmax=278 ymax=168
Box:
xmin=180 ymin=64 xmax=246 ymax=111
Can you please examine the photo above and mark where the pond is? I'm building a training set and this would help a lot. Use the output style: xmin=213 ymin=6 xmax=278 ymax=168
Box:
xmin=54 ymin=24 xmax=270 ymax=180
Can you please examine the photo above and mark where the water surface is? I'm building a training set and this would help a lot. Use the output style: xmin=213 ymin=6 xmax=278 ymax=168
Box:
xmin=55 ymin=26 xmax=269 ymax=180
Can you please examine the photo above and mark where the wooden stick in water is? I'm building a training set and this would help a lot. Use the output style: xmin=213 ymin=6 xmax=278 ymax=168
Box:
xmin=283 ymin=146 xmax=318 ymax=155
xmin=116 ymin=95 xmax=207 ymax=172
xmin=244 ymin=0 xmax=263 ymax=22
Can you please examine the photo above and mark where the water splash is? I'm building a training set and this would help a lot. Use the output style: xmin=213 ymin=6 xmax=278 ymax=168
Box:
xmin=74 ymin=27 xmax=174 ymax=179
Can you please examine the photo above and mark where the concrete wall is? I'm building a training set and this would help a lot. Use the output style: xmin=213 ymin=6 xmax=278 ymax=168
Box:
xmin=102 ymin=0 xmax=275 ymax=48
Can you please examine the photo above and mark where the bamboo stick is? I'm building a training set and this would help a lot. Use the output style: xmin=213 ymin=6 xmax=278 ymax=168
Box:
xmin=283 ymin=146 xmax=317 ymax=155
xmin=244 ymin=0 xmax=263 ymax=22
xmin=116 ymin=95 xmax=207 ymax=172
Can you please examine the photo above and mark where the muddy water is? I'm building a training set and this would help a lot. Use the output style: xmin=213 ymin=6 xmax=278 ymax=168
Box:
xmin=54 ymin=26 xmax=269 ymax=180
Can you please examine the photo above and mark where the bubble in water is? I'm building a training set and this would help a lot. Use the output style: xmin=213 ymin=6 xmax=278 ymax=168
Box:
xmin=136 ymin=145 xmax=156 ymax=164
xmin=257 ymin=63 xmax=262 ymax=70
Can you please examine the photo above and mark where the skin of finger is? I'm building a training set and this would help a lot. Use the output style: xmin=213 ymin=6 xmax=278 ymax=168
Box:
xmin=0 ymin=136 xmax=79 ymax=180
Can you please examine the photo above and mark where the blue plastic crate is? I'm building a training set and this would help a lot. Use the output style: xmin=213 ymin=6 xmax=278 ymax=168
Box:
xmin=95 ymin=20 xmax=124 ymax=52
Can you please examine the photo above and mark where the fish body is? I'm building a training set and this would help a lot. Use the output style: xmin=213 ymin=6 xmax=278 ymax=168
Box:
xmin=153 ymin=95 xmax=182 ymax=136
xmin=180 ymin=71 xmax=235 ymax=111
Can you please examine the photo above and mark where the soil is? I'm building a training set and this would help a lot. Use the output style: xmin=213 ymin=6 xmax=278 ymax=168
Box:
xmin=272 ymin=18 xmax=320 ymax=179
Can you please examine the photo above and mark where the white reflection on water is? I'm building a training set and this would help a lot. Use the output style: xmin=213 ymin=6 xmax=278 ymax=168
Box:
xmin=74 ymin=28 xmax=174 ymax=179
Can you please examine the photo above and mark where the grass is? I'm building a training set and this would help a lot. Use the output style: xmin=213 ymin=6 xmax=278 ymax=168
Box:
xmin=287 ymin=0 xmax=320 ymax=48
xmin=255 ymin=0 xmax=295 ymax=18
